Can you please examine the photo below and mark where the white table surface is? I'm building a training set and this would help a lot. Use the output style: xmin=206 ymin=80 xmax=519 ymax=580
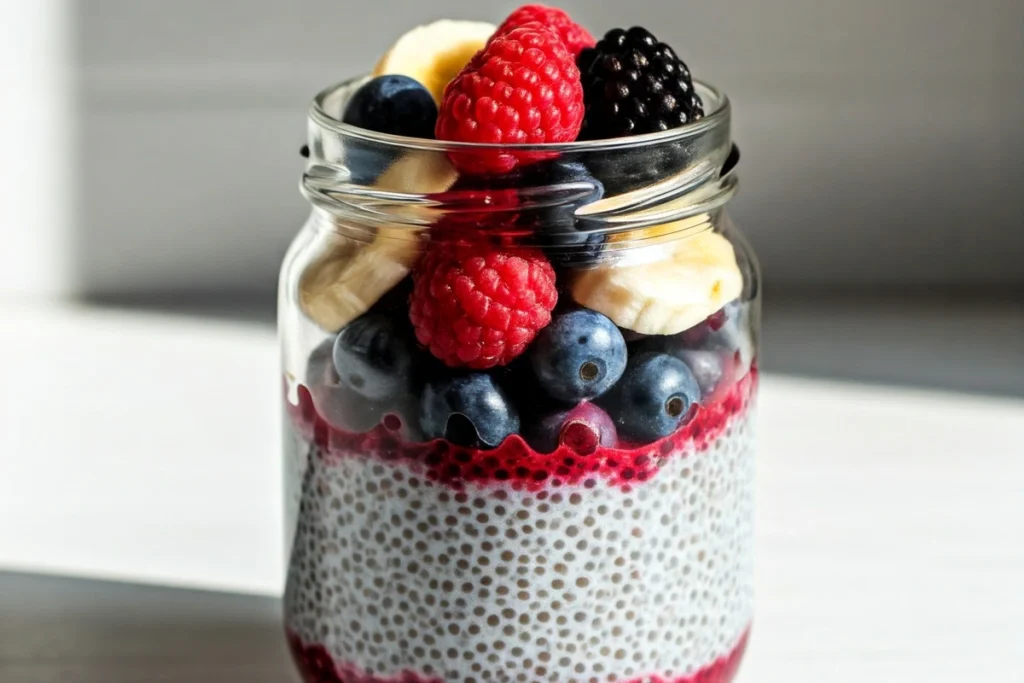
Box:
xmin=2 ymin=303 xmax=1023 ymax=681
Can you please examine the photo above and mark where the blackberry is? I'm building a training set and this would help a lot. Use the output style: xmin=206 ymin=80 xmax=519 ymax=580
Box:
xmin=578 ymin=27 xmax=704 ymax=140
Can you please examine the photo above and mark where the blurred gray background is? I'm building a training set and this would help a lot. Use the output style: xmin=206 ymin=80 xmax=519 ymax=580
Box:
xmin=74 ymin=0 xmax=1024 ymax=393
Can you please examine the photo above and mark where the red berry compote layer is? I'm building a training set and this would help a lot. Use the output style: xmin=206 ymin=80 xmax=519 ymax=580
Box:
xmin=282 ymin=369 xmax=756 ymax=683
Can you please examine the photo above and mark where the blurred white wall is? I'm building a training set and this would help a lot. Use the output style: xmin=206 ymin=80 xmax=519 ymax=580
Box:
xmin=16 ymin=0 xmax=1024 ymax=297
xmin=0 ymin=0 xmax=72 ymax=298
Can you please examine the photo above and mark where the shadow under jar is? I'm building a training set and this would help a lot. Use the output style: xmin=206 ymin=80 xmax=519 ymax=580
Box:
xmin=280 ymin=76 xmax=760 ymax=683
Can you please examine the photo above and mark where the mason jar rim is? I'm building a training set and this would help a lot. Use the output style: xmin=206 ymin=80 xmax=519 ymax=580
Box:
xmin=309 ymin=75 xmax=730 ymax=153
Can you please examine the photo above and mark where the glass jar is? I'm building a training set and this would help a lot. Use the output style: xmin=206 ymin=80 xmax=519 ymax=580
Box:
xmin=280 ymin=76 xmax=759 ymax=683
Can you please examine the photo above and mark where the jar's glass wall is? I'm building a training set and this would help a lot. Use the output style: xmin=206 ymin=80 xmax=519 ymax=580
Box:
xmin=279 ymin=78 xmax=758 ymax=683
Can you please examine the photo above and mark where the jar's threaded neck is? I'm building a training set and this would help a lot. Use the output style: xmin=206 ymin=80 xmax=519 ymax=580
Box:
xmin=301 ymin=76 xmax=736 ymax=244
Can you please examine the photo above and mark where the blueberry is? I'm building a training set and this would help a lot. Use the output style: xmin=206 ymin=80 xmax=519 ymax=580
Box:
xmin=342 ymin=75 xmax=437 ymax=139
xmin=601 ymin=352 xmax=701 ymax=442
xmin=420 ymin=373 xmax=520 ymax=448
xmin=525 ymin=160 xmax=606 ymax=267
xmin=332 ymin=313 xmax=414 ymax=401
xmin=306 ymin=337 xmax=338 ymax=388
xmin=305 ymin=339 xmax=389 ymax=432
xmin=530 ymin=308 xmax=627 ymax=403
xmin=340 ymin=138 xmax=399 ymax=184
xmin=674 ymin=349 xmax=726 ymax=400
xmin=527 ymin=402 xmax=617 ymax=454
xmin=632 ymin=330 xmax=730 ymax=401
xmin=527 ymin=160 xmax=605 ymax=230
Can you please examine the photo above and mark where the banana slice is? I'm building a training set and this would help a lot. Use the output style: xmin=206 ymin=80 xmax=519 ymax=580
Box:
xmin=299 ymin=151 xmax=457 ymax=332
xmin=372 ymin=19 xmax=496 ymax=104
xmin=375 ymin=149 xmax=458 ymax=194
xmin=607 ymin=214 xmax=711 ymax=244
xmin=572 ymin=227 xmax=744 ymax=336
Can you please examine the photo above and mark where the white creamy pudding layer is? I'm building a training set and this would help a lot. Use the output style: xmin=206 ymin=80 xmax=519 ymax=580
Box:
xmin=284 ymin=408 xmax=755 ymax=683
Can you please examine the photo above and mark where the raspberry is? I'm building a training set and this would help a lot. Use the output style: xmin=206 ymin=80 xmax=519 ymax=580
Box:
xmin=409 ymin=243 xmax=557 ymax=369
xmin=578 ymin=26 xmax=704 ymax=140
xmin=432 ymin=177 xmax=521 ymax=240
xmin=435 ymin=25 xmax=584 ymax=175
xmin=494 ymin=4 xmax=595 ymax=56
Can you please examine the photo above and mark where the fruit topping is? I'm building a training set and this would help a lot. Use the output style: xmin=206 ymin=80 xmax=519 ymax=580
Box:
xmin=420 ymin=373 xmax=520 ymax=448
xmin=571 ymin=228 xmax=742 ymax=335
xmin=494 ymin=4 xmax=595 ymax=56
xmin=600 ymin=351 xmax=701 ymax=442
xmin=431 ymin=175 xmax=522 ymax=238
xmin=578 ymin=26 xmax=703 ymax=140
xmin=606 ymin=213 xmax=710 ymax=245
xmin=679 ymin=300 xmax=743 ymax=352
xmin=634 ymin=301 xmax=749 ymax=401
xmin=409 ymin=242 xmax=557 ymax=369
xmin=673 ymin=348 xmax=727 ymax=400
xmin=526 ymin=401 xmax=617 ymax=454
xmin=305 ymin=338 xmax=394 ymax=433
xmin=529 ymin=308 xmax=626 ymax=402
xmin=299 ymin=231 xmax=413 ymax=334
xmin=298 ymin=151 xmax=456 ymax=332
xmin=332 ymin=312 xmax=415 ymax=401
xmin=525 ymin=159 xmax=606 ymax=267
xmin=376 ymin=149 xmax=459 ymax=195
xmin=372 ymin=19 xmax=497 ymax=105
xmin=435 ymin=25 xmax=584 ymax=175
xmin=342 ymin=75 xmax=438 ymax=138
xmin=295 ymin=7 xmax=753 ymax=454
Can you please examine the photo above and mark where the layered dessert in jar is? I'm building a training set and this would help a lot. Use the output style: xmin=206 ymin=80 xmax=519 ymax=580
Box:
xmin=280 ymin=6 xmax=759 ymax=683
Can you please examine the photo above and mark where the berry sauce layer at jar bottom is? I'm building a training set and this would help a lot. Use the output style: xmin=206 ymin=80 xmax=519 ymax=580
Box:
xmin=283 ymin=369 xmax=757 ymax=683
